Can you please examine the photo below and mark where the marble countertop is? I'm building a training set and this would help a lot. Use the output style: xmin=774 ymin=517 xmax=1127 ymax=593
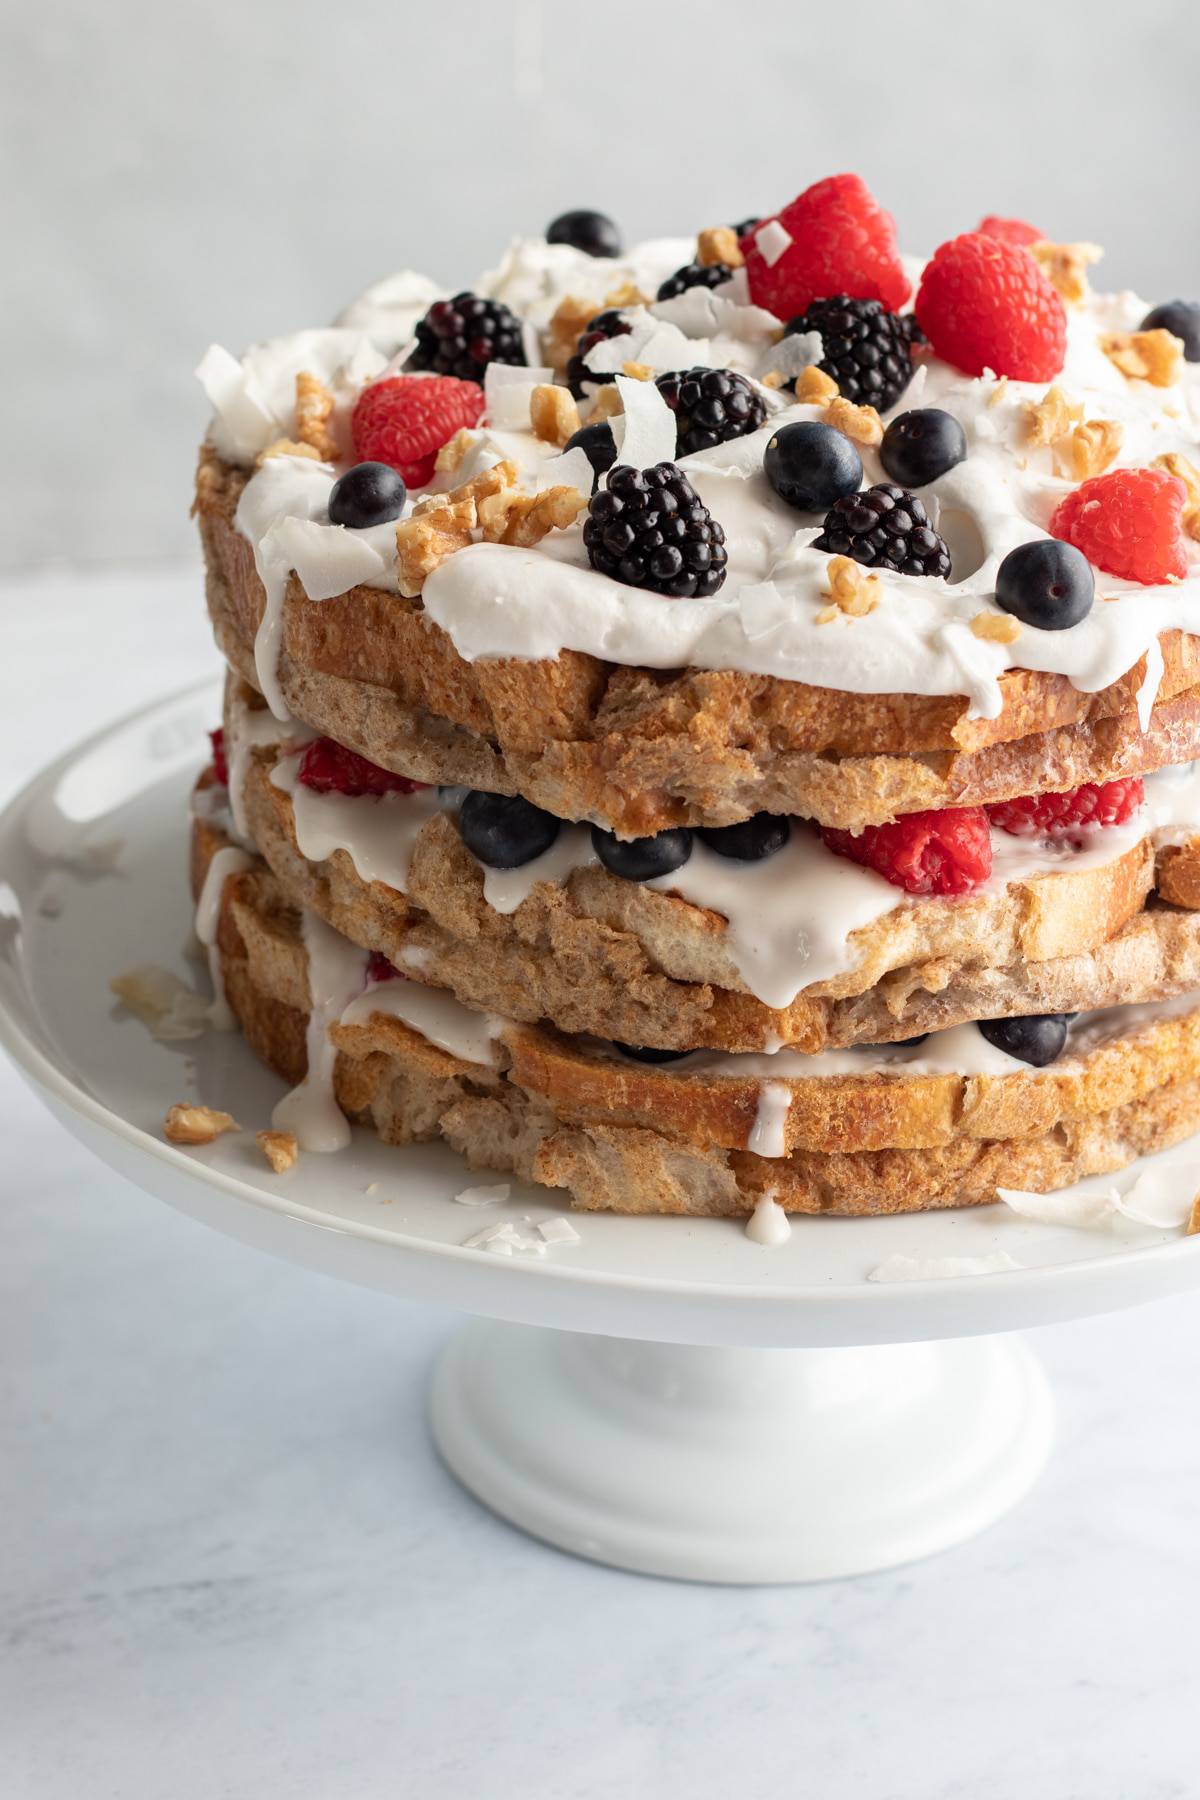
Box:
xmin=4 ymin=565 xmax=1200 ymax=1800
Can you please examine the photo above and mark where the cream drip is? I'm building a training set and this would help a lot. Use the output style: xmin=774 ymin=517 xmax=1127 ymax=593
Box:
xmin=272 ymin=912 xmax=367 ymax=1151
xmin=744 ymin=1189 xmax=793 ymax=1245
xmin=194 ymin=845 xmax=252 ymax=1030
xmin=340 ymin=975 xmax=505 ymax=1066
xmin=270 ymin=753 xmax=444 ymax=892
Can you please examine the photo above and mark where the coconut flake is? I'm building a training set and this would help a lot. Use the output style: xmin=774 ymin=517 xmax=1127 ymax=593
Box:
xmin=997 ymin=1165 xmax=1200 ymax=1232
xmin=754 ymin=221 xmax=793 ymax=268
xmin=263 ymin=515 xmax=389 ymax=601
xmin=996 ymin=1184 xmax=1123 ymax=1229
xmin=608 ymin=376 xmax=678 ymax=472
xmin=757 ymin=330 xmax=822 ymax=385
xmin=535 ymin=444 xmax=595 ymax=497
xmin=537 ymin=1216 xmax=581 ymax=1245
xmin=453 ymin=1183 xmax=512 ymax=1208
xmin=867 ymin=1251 xmax=1023 ymax=1283
xmin=484 ymin=363 xmax=554 ymax=431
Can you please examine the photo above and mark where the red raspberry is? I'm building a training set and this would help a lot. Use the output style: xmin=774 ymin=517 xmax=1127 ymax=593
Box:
xmin=366 ymin=950 xmax=403 ymax=984
xmin=987 ymin=778 xmax=1144 ymax=838
xmin=209 ymin=727 xmax=228 ymax=786
xmin=915 ymin=232 xmax=1066 ymax=380
xmin=977 ymin=215 xmax=1043 ymax=248
xmin=351 ymin=375 xmax=484 ymax=488
xmin=743 ymin=174 xmax=910 ymax=321
xmin=821 ymin=807 xmax=992 ymax=896
xmin=1049 ymin=467 xmax=1189 ymax=585
xmin=297 ymin=738 xmax=431 ymax=799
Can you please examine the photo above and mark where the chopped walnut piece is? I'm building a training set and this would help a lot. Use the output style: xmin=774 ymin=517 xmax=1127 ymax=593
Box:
xmin=794 ymin=365 xmax=839 ymax=405
xmin=1099 ymin=329 xmax=1183 ymax=387
xmin=697 ymin=225 xmax=744 ymax=269
xmin=255 ymin=437 xmax=323 ymax=468
xmin=1052 ymin=417 xmax=1123 ymax=481
xmin=825 ymin=395 xmax=883 ymax=447
xmin=1155 ymin=452 xmax=1200 ymax=540
xmin=970 ymin=611 xmax=1021 ymax=644
xmin=395 ymin=462 xmax=518 ymax=593
xmin=530 ymin=384 xmax=581 ymax=447
xmin=1024 ymin=385 xmax=1084 ymax=448
xmin=590 ymin=386 xmax=624 ymax=421
xmin=987 ymin=377 xmax=1009 ymax=408
xmin=1187 ymin=1193 xmax=1200 ymax=1236
xmin=295 ymin=370 xmax=340 ymax=461
xmin=477 ymin=483 xmax=586 ymax=548
xmin=164 ymin=1102 xmax=239 ymax=1145
xmin=435 ymin=428 xmax=474 ymax=474
xmin=1030 ymin=240 xmax=1103 ymax=306
xmin=603 ymin=280 xmax=647 ymax=310
xmin=257 ymin=1129 xmax=299 ymax=1173
xmin=820 ymin=555 xmax=880 ymax=619
xmin=761 ymin=369 xmax=787 ymax=391
xmin=621 ymin=360 xmax=652 ymax=382
xmin=545 ymin=295 xmax=601 ymax=370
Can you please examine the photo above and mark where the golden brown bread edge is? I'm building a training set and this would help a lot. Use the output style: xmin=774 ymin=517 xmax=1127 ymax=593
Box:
xmin=193 ymin=812 xmax=1200 ymax=1210
xmin=197 ymin=446 xmax=1200 ymax=836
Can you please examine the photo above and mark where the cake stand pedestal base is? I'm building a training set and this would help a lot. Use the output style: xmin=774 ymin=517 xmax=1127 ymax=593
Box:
xmin=431 ymin=1322 xmax=1054 ymax=1584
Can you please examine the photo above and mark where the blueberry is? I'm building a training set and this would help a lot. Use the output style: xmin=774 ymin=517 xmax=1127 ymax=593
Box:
xmin=977 ymin=1013 xmax=1072 ymax=1067
xmin=565 ymin=421 xmax=617 ymax=489
xmin=591 ymin=825 xmax=692 ymax=881
xmin=546 ymin=209 xmax=622 ymax=258
xmin=879 ymin=409 xmax=967 ymax=488
xmin=994 ymin=539 xmax=1094 ymax=631
xmin=763 ymin=421 xmax=862 ymax=512
xmin=458 ymin=791 xmax=560 ymax=869
xmin=1140 ymin=300 xmax=1200 ymax=362
xmin=697 ymin=814 xmax=791 ymax=861
xmin=328 ymin=462 xmax=407 ymax=529
xmin=612 ymin=1042 xmax=694 ymax=1064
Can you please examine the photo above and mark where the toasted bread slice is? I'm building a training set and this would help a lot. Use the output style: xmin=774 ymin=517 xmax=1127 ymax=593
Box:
xmin=197 ymin=447 xmax=1200 ymax=834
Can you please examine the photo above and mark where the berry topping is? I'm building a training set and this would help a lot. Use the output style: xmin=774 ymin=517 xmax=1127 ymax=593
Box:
xmin=986 ymin=777 xmax=1144 ymax=838
xmin=328 ymin=461 xmax=407 ymax=529
xmin=915 ymin=232 xmax=1067 ymax=381
xmin=977 ymin=1013 xmax=1073 ymax=1068
xmin=613 ymin=1042 xmax=695 ymax=1064
xmin=1140 ymin=300 xmax=1200 ymax=362
xmin=1049 ymin=466 xmax=1188 ymax=585
xmin=698 ymin=814 xmax=791 ymax=860
xmin=879 ymin=408 xmax=968 ymax=488
xmin=351 ymin=375 xmax=484 ymax=489
xmin=657 ymin=261 xmax=734 ymax=303
xmin=458 ymin=790 xmax=560 ymax=870
xmin=546 ymin=209 xmax=622 ymax=258
xmin=654 ymin=367 xmax=766 ymax=457
xmin=764 ymin=420 xmax=863 ymax=513
xmin=209 ymin=727 xmax=228 ymax=786
xmin=994 ymin=539 xmax=1094 ymax=631
xmin=813 ymin=482 xmax=951 ymax=578
xmin=591 ymin=825 xmax=693 ymax=881
xmin=366 ymin=950 xmax=402 ymax=984
xmin=408 ymin=292 xmax=526 ymax=385
xmin=744 ymin=174 xmax=910 ymax=320
xmin=584 ymin=463 xmax=728 ymax=598
xmin=564 ymin=421 xmax=617 ymax=489
xmin=566 ymin=308 xmax=633 ymax=398
xmin=785 ymin=295 xmax=917 ymax=411
xmin=977 ymin=215 xmax=1044 ymax=248
xmin=821 ymin=806 xmax=992 ymax=897
xmin=297 ymin=739 xmax=431 ymax=799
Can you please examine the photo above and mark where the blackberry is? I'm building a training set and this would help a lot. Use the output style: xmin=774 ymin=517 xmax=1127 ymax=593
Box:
xmin=566 ymin=307 xmax=632 ymax=399
xmin=408 ymin=292 xmax=526 ymax=384
xmin=584 ymin=463 xmax=728 ymax=598
xmin=785 ymin=295 xmax=916 ymax=411
xmin=654 ymin=367 xmax=766 ymax=458
xmin=657 ymin=261 xmax=733 ymax=303
xmin=813 ymin=483 xmax=951 ymax=578
xmin=731 ymin=216 xmax=760 ymax=239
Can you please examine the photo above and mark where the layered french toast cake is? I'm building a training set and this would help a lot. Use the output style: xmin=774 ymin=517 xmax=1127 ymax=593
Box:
xmin=190 ymin=175 xmax=1200 ymax=1216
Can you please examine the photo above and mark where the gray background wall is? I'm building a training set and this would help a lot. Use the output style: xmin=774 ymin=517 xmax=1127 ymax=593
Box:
xmin=4 ymin=0 xmax=1199 ymax=573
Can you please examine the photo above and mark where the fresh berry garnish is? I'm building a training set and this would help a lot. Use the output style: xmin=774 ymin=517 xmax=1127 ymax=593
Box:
xmin=584 ymin=463 xmax=728 ymax=598
xmin=613 ymin=1042 xmax=694 ymax=1064
xmin=977 ymin=1013 xmax=1072 ymax=1068
xmin=986 ymin=777 xmax=1144 ymax=838
xmin=880 ymin=409 xmax=967 ymax=488
xmin=915 ymin=232 xmax=1067 ymax=381
xmin=1140 ymin=300 xmax=1200 ymax=363
xmin=564 ymin=421 xmax=618 ymax=490
xmin=1049 ymin=467 xmax=1188 ymax=585
xmin=366 ymin=950 xmax=402 ymax=984
xmin=209 ymin=727 xmax=228 ymax=786
xmin=764 ymin=421 xmax=862 ymax=512
xmin=566 ymin=308 xmax=633 ymax=398
xmin=821 ymin=807 xmax=992 ymax=897
xmin=976 ymin=215 xmax=1044 ymax=248
xmin=994 ymin=539 xmax=1094 ymax=630
xmin=698 ymin=814 xmax=791 ymax=860
xmin=813 ymin=482 xmax=951 ymax=577
xmin=328 ymin=462 xmax=407 ymax=529
xmin=546 ymin=209 xmax=622 ymax=258
xmin=743 ymin=174 xmax=910 ymax=321
xmin=296 ymin=739 xmax=431 ymax=799
xmin=657 ymin=262 xmax=734 ymax=303
xmin=591 ymin=825 xmax=693 ymax=881
xmin=785 ymin=296 xmax=916 ymax=411
xmin=458 ymin=791 xmax=560 ymax=869
xmin=351 ymin=375 xmax=484 ymax=488
xmin=654 ymin=367 xmax=766 ymax=458
xmin=407 ymin=292 xmax=526 ymax=385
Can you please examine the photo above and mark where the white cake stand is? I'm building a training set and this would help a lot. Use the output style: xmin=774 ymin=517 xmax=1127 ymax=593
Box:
xmin=4 ymin=682 xmax=1200 ymax=1584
